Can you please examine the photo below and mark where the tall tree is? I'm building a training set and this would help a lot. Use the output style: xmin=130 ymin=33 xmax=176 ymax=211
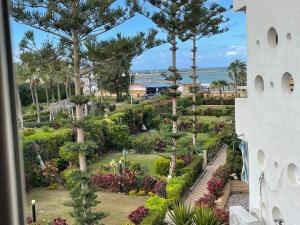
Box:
xmin=84 ymin=31 xmax=163 ymax=101
xmin=227 ymin=59 xmax=247 ymax=97
xmin=11 ymin=0 xmax=139 ymax=171
xmin=211 ymin=79 xmax=228 ymax=96
xmin=180 ymin=0 xmax=228 ymax=150
xmin=69 ymin=172 xmax=106 ymax=225
xmin=141 ymin=0 xmax=189 ymax=175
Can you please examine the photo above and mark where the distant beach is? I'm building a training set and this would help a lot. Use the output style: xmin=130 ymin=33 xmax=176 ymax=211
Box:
xmin=133 ymin=67 xmax=231 ymax=87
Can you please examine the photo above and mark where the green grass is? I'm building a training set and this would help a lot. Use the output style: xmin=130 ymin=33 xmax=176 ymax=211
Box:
xmin=25 ymin=188 xmax=147 ymax=225
xmin=88 ymin=152 xmax=169 ymax=176
xmin=195 ymin=105 xmax=234 ymax=110
xmin=179 ymin=115 xmax=230 ymax=123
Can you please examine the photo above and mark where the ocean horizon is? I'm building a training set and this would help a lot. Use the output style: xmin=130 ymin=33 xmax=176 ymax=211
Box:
xmin=133 ymin=67 xmax=231 ymax=86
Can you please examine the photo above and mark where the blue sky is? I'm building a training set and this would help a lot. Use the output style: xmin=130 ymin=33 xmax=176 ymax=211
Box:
xmin=10 ymin=0 xmax=246 ymax=70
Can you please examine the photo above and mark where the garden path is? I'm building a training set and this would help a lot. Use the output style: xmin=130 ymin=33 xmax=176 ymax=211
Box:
xmin=165 ymin=145 xmax=227 ymax=224
xmin=185 ymin=145 xmax=227 ymax=205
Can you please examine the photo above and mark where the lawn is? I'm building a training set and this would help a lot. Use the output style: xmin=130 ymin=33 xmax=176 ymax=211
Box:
xmin=88 ymin=151 xmax=169 ymax=176
xmin=180 ymin=115 xmax=231 ymax=123
xmin=195 ymin=105 xmax=234 ymax=110
xmin=25 ymin=188 xmax=147 ymax=225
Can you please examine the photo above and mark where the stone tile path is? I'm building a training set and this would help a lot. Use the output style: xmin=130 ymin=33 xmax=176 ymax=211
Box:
xmin=165 ymin=145 xmax=227 ymax=224
xmin=185 ymin=145 xmax=227 ymax=205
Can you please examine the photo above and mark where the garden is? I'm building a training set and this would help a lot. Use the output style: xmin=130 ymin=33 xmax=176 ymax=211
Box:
xmin=21 ymin=94 xmax=239 ymax=225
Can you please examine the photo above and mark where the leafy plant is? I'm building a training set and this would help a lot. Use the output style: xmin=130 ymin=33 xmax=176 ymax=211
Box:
xmin=128 ymin=206 xmax=149 ymax=225
xmin=193 ymin=207 xmax=219 ymax=225
xmin=145 ymin=195 xmax=168 ymax=215
xmin=154 ymin=181 xmax=167 ymax=198
xmin=69 ymin=172 xmax=107 ymax=225
xmin=169 ymin=203 xmax=194 ymax=225
xmin=52 ymin=217 xmax=68 ymax=225
xmin=155 ymin=158 xmax=170 ymax=176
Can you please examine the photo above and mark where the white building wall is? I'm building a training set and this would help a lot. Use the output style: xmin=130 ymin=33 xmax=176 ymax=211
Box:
xmin=235 ymin=0 xmax=300 ymax=224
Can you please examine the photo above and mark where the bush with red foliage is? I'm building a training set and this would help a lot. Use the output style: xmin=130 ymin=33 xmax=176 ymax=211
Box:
xmin=52 ymin=217 xmax=68 ymax=225
xmin=214 ymin=209 xmax=229 ymax=225
xmin=120 ymin=170 xmax=139 ymax=193
xmin=176 ymin=155 xmax=193 ymax=166
xmin=195 ymin=193 xmax=216 ymax=208
xmin=128 ymin=206 xmax=149 ymax=225
xmin=154 ymin=180 xmax=167 ymax=198
xmin=212 ymin=165 xmax=231 ymax=183
xmin=141 ymin=176 xmax=157 ymax=193
xmin=91 ymin=172 xmax=120 ymax=192
xmin=207 ymin=176 xmax=225 ymax=198
xmin=91 ymin=170 xmax=139 ymax=193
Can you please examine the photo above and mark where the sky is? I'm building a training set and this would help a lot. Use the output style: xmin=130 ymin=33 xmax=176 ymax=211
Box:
xmin=10 ymin=0 xmax=246 ymax=71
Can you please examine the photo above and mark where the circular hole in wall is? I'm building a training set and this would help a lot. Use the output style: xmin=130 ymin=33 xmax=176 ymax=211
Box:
xmin=257 ymin=150 xmax=266 ymax=169
xmin=272 ymin=207 xmax=283 ymax=220
xmin=287 ymin=163 xmax=300 ymax=186
xmin=270 ymin=81 xmax=274 ymax=89
xmin=255 ymin=75 xmax=264 ymax=93
xmin=268 ymin=27 xmax=279 ymax=47
xmin=256 ymin=40 xmax=260 ymax=47
xmin=286 ymin=33 xmax=291 ymax=40
xmin=274 ymin=161 xmax=278 ymax=169
xmin=281 ymin=72 xmax=294 ymax=94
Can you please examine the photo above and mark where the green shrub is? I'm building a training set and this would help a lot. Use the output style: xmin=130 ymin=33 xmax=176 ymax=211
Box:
xmin=181 ymin=156 xmax=203 ymax=184
xmin=131 ymin=133 xmax=154 ymax=154
xmin=145 ymin=196 xmax=168 ymax=215
xmin=23 ymin=128 xmax=73 ymax=163
xmin=21 ymin=128 xmax=36 ymax=137
xmin=140 ymin=210 xmax=164 ymax=225
xmin=60 ymin=168 xmax=80 ymax=189
xmin=108 ymin=124 xmax=130 ymax=148
xmin=227 ymin=147 xmax=243 ymax=179
xmin=155 ymin=158 xmax=170 ymax=176
xmin=166 ymin=176 xmax=187 ymax=205
xmin=175 ymin=159 xmax=185 ymax=175
xmin=203 ymin=135 xmax=223 ymax=163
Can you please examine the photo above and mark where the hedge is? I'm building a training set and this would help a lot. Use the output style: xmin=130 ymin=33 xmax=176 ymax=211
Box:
xmin=203 ymin=135 xmax=223 ymax=163
xmin=166 ymin=155 xmax=203 ymax=205
xmin=155 ymin=158 xmax=170 ymax=176
xmin=23 ymin=128 xmax=73 ymax=161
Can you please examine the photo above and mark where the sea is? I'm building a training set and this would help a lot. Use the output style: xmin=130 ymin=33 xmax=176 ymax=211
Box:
xmin=133 ymin=67 xmax=231 ymax=87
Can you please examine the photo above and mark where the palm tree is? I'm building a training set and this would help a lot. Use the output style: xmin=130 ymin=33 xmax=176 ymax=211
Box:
xmin=211 ymin=80 xmax=228 ymax=96
xmin=227 ymin=60 xmax=247 ymax=97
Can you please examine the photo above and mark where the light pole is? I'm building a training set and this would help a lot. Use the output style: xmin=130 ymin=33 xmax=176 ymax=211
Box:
xmin=122 ymin=72 xmax=132 ymax=106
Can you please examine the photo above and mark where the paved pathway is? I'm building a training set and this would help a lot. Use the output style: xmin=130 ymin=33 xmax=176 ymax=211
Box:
xmin=165 ymin=145 xmax=227 ymax=224
xmin=185 ymin=145 xmax=227 ymax=205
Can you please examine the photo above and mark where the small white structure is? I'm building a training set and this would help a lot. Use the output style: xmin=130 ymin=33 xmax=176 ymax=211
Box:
xmin=234 ymin=0 xmax=300 ymax=224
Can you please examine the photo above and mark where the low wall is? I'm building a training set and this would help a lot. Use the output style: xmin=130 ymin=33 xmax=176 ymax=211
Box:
xmin=216 ymin=180 xmax=249 ymax=209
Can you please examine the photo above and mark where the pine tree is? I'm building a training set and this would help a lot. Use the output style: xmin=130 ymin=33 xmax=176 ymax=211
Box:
xmin=11 ymin=0 xmax=139 ymax=171
xmin=69 ymin=172 xmax=106 ymax=225
xmin=180 ymin=0 xmax=229 ymax=151
xmin=141 ymin=0 xmax=187 ymax=176
xmin=84 ymin=31 xmax=164 ymax=101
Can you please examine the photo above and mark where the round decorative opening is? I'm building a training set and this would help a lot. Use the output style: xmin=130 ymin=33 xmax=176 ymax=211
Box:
xmin=257 ymin=150 xmax=266 ymax=169
xmin=287 ymin=163 xmax=300 ymax=186
xmin=270 ymin=81 xmax=274 ymax=89
xmin=286 ymin=33 xmax=291 ymax=40
xmin=268 ymin=27 xmax=278 ymax=47
xmin=281 ymin=72 xmax=294 ymax=94
xmin=255 ymin=75 xmax=264 ymax=93
xmin=274 ymin=161 xmax=278 ymax=169
xmin=256 ymin=40 xmax=260 ymax=47
xmin=272 ymin=207 xmax=283 ymax=220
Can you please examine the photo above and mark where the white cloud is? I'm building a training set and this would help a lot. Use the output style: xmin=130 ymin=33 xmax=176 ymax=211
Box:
xmin=226 ymin=51 xmax=238 ymax=56
xmin=225 ymin=45 xmax=246 ymax=57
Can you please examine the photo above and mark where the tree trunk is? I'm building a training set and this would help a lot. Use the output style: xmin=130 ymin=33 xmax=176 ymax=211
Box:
xmin=68 ymin=82 xmax=72 ymax=98
xmin=65 ymin=76 xmax=69 ymax=99
xmin=192 ymin=37 xmax=197 ymax=151
xmin=57 ymin=83 xmax=61 ymax=101
xmin=50 ymin=78 xmax=55 ymax=102
xmin=45 ymin=83 xmax=49 ymax=106
xmin=34 ymin=80 xmax=40 ymax=124
xmin=169 ymin=36 xmax=177 ymax=176
xmin=235 ymin=80 xmax=238 ymax=97
xmin=30 ymin=79 xmax=35 ymax=104
xmin=17 ymin=86 xmax=24 ymax=129
xmin=72 ymin=0 xmax=86 ymax=172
